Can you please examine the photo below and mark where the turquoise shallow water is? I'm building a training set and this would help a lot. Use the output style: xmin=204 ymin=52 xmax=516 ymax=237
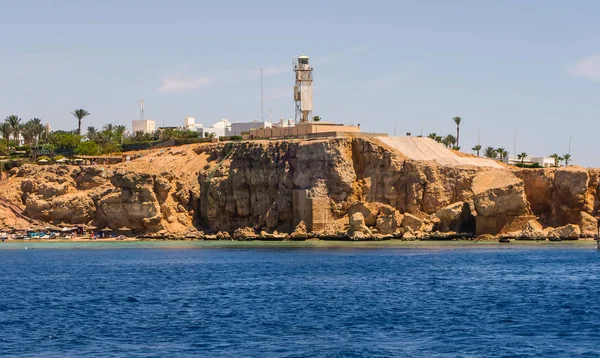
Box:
xmin=1 ymin=242 xmax=599 ymax=357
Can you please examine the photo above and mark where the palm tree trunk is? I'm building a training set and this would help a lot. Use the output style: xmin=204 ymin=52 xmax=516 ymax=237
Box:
xmin=456 ymin=126 xmax=460 ymax=148
xmin=78 ymin=120 xmax=82 ymax=135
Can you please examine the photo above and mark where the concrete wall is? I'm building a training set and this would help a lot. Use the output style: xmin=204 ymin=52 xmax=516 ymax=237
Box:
xmin=293 ymin=189 xmax=331 ymax=232
xmin=230 ymin=121 xmax=272 ymax=136
xmin=250 ymin=122 xmax=360 ymax=139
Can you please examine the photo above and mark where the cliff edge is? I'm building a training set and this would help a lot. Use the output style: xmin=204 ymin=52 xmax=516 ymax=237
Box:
xmin=0 ymin=137 xmax=597 ymax=240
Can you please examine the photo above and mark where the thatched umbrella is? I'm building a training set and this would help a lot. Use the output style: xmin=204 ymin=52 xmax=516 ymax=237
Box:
xmin=100 ymin=227 xmax=113 ymax=232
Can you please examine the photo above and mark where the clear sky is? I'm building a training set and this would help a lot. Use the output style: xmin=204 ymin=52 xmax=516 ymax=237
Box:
xmin=1 ymin=0 xmax=600 ymax=166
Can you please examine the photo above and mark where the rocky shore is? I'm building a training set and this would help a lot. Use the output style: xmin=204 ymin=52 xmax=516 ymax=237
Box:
xmin=1 ymin=137 xmax=598 ymax=242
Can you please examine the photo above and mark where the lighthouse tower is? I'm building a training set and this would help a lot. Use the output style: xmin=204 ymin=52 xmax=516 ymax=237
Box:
xmin=293 ymin=55 xmax=313 ymax=123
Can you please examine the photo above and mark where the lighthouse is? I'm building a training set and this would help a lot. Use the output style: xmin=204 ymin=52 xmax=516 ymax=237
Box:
xmin=293 ymin=55 xmax=313 ymax=123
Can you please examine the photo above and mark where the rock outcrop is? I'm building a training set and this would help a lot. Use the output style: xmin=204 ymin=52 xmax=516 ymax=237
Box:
xmin=1 ymin=137 xmax=599 ymax=240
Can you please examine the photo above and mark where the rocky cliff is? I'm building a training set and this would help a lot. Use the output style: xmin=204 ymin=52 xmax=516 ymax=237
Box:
xmin=0 ymin=137 xmax=598 ymax=239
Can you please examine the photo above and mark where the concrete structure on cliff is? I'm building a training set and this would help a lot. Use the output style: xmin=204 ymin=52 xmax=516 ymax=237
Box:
xmin=294 ymin=55 xmax=313 ymax=123
xmin=248 ymin=53 xmax=361 ymax=139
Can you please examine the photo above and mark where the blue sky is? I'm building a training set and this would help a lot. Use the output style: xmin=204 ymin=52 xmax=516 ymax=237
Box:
xmin=2 ymin=0 xmax=600 ymax=165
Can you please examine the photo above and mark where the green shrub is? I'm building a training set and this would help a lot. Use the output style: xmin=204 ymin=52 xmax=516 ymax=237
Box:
xmin=75 ymin=141 xmax=100 ymax=156
xmin=53 ymin=155 xmax=65 ymax=161
xmin=121 ymin=141 xmax=163 ymax=152
xmin=174 ymin=138 xmax=213 ymax=145
xmin=515 ymin=162 xmax=541 ymax=168
xmin=219 ymin=135 xmax=243 ymax=141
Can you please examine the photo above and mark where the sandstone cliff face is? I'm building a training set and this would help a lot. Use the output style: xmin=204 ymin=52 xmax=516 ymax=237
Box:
xmin=3 ymin=165 xmax=196 ymax=233
xmin=515 ymin=167 xmax=599 ymax=237
xmin=1 ymin=137 xmax=599 ymax=239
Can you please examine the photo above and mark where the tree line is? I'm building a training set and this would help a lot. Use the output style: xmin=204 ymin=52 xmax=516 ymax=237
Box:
xmin=425 ymin=116 xmax=572 ymax=166
xmin=0 ymin=109 xmax=224 ymax=157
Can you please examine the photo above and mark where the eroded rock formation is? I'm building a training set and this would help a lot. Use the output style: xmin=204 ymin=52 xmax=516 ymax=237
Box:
xmin=0 ymin=137 xmax=599 ymax=239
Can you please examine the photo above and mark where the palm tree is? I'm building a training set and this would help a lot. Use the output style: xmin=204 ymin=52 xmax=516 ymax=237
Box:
xmin=6 ymin=115 xmax=22 ymax=146
xmin=452 ymin=116 xmax=462 ymax=148
xmin=496 ymin=147 xmax=508 ymax=159
xmin=86 ymin=126 xmax=98 ymax=141
xmin=71 ymin=109 xmax=90 ymax=135
xmin=0 ymin=122 xmax=11 ymax=147
xmin=563 ymin=154 xmax=572 ymax=166
xmin=472 ymin=144 xmax=482 ymax=156
xmin=550 ymin=153 xmax=560 ymax=167
xmin=20 ymin=121 xmax=37 ymax=146
xmin=442 ymin=134 xmax=456 ymax=148
xmin=483 ymin=146 xmax=496 ymax=158
xmin=114 ymin=125 xmax=127 ymax=144
xmin=517 ymin=152 xmax=528 ymax=165
xmin=29 ymin=118 xmax=45 ymax=144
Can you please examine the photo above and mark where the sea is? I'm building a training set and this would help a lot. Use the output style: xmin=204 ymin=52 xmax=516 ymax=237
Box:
xmin=1 ymin=241 xmax=599 ymax=357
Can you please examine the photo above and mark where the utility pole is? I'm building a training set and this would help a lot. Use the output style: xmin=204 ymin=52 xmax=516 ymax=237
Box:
xmin=513 ymin=132 xmax=517 ymax=163
xmin=394 ymin=124 xmax=396 ymax=136
xmin=568 ymin=136 xmax=572 ymax=155
xmin=260 ymin=68 xmax=264 ymax=122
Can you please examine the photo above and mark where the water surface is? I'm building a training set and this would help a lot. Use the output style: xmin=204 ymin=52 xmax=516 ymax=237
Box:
xmin=1 ymin=243 xmax=599 ymax=357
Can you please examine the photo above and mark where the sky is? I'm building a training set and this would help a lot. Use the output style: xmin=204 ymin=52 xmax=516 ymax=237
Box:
xmin=1 ymin=0 xmax=600 ymax=166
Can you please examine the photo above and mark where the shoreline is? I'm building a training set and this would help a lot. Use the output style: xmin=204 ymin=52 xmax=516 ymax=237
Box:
xmin=1 ymin=238 xmax=597 ymax=250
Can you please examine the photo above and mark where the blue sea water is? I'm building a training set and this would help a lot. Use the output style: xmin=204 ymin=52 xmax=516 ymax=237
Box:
xmin=1 ymin=243 xmax=600 ymax=357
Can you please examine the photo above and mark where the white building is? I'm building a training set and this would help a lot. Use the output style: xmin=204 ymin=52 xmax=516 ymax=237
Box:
xmin=183 ymin=116 xmax=204 ymax=132
xmin=503 ymin=155 xmax=556 ymax=168
xmin=277 ymin=118 xmax=296 ymax=128
xmin=198 ymin=118 xmax=231 ymax=138
xmin=230 ymin=120 xmax=272 ymax=136
xmin=132 ymin=119 xmax=156 ymax=134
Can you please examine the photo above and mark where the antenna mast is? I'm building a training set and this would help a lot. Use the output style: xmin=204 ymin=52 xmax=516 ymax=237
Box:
xmin=260 ymin=68 xmax=264 ymax=122
xmin=140 ymin=100 xmax=145 ymax=120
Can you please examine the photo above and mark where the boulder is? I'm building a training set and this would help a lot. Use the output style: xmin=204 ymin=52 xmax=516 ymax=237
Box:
xmin=291 ymin=221 xmax=308 ymax=239
xmin=375 ymin=206 xmax=403 ymax=235
xmin=348 ymin=212 xmax=372 ymax=238
xmin=578 ymin=211 xmax=597 ymax=238
xmin=216 ymin=231 xmax=231 ymax=240
xmin=75 ymin=166 xmax=112 ymax=190
xmin=472 ymin=170 xmax=531 ymax=217
xmin=233 ymin=227 xmax=256 ymax=240
xmin=546 ymin=224 xmax=581 ymax=240
xmin=348 ymin=201 xmax=380 ymax=226
xmin=402 ymin=213 xmax=424 ymax=231
xmin=472 ymin=170 xmax=531 ymax=234
xmin=517 ymin=220 xmax=545 ymax=240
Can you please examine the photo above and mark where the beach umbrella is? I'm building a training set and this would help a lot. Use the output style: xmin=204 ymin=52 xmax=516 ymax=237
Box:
xmin=100 ymin=227 xmax=113 ymax=232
